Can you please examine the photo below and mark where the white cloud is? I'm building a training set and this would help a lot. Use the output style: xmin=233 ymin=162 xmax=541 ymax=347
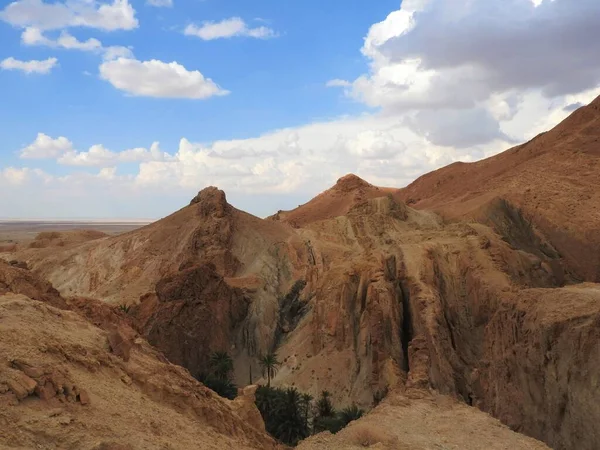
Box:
xmin=146 ymin=0 xmax=172 ymax=7
xmin=20 ymin=134 xmax=172 ymax=166
xmin=133 ymin=114 xmax=474 ymax=194
xmin=58 ymin=142 xmax=173 ymax=166
xmin=0 ymin=0 xmax=138 ymax=31
xmin=99 ymin=57 xmax=229 ymax=99
xmin=20 ymin=133 xmax=74 ymax=158
xmin=184 ymin=17 xmax=276 ymax=40
xmin=21 ymin=26 xmax=133 ymax=60
xmin=336 ymin=0 xmax=600 ymax=148
xmin=0 ymin=56 xmax=57 ymax=74
xmin=0 ymin=167 xmax=31 ymax=185
xmin=22 ymin=27 xmax=102 ymax=51
xmin=326 ymin=79 xmax=351 ymax=88
xmin=101 ymin=45 xmax=134 ymax=61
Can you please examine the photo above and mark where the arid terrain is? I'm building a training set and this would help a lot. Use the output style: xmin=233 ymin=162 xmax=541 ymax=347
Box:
xmin=2 ymin=97 xmax=600 ymax=449
xmin=0 ymin=220 xmax=148 ymax=253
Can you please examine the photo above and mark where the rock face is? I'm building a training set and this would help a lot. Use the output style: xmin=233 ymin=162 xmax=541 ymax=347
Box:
xmin=11 ymin=97 xmax=600 ymax=450
xmin=0 ymin=259 xmax=67 ymax=309
xmin=133 ymin=264 xmax=250 ymax=378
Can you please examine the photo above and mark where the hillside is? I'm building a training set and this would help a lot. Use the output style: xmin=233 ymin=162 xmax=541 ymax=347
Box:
xmin=399 ymin=96 xmax=600 ymax=282
xmin=0 ymin=261 xmax=279 ymax=450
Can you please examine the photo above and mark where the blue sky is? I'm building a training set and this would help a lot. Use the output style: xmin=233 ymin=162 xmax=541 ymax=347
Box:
xmin=0 ymin=1 xmax=394 ymax=162
xmin=1 ymin=0 xmax=599 ymax=218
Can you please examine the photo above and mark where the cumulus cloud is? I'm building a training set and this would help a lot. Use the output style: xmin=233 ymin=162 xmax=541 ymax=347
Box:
xmin=99 ymin=57 xmax=229 ymax=99
xmin=133 ymin=114 xmax=473 ymax=195
xmin=403 ymin=108 xmax=517 ymax=148
xmin=0 ymin=0 xmax=138 ymax=31
xmin=0 ymin=56 xmax=57 ymax=74
xmin=378 ymin=0 xmax=600 ymax=98
xmin=20 ymin=133 xmax=73 ymax=158
xmin=184 ymin=17 xmax=276 ymax=40
xmin=58 ymin=142 xmax=172 ymax=166
xmin=20 ymin=134 xmax=172 ymax=166
xmin=339 ymin=0 xmax=600 ymax=148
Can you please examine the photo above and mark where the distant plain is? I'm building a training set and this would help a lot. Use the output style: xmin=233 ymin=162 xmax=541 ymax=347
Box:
xmin=0 ymin=220 xmax=150 ymax=248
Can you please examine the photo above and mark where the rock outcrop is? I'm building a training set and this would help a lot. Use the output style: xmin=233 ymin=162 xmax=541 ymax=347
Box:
xmin=133 ymin=264 xmax=250 ymax=378
xmin=0 ymin=259 xmax=67 ymax=309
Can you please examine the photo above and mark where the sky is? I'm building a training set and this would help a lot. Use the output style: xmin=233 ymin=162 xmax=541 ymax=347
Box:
xmin=1 ymin=0 xmax=600 ymax=219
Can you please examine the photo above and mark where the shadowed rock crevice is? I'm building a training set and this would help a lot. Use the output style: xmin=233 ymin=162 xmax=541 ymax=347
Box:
xmin=399 ymin=280 xmax=413 ymax=373
xmin=273 ymin=279 xmax=309 ymax=350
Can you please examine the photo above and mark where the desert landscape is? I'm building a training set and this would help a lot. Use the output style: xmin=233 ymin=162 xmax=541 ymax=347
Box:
xmin=1 ymin=96 xmax=600 ymax=449
xmin=0 ymin=220 xmax=148 ymax=252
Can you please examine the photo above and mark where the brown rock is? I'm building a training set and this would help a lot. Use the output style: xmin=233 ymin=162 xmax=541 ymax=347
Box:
xmin=107 ymin=327 xmax=132 ymax=362
xmin=0 ymin=260 xmax=67 ymax=309
xmin=35 ymin=382 xmax=57 ymax=401
xmin=142 ymin=264 xmax=249 ymax=378
xmin=78 ymin=389 xmax=90 ymax=406
xmin=11 ymin=360 xmax=45 ymax=379
xmin=8 ymin=372 xmax=37 ymax=400
xmin=231 ymin=385 xmax=266 ymax=433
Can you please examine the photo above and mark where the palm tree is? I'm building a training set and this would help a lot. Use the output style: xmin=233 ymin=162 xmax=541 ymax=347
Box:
xmin=339 ymin=404 xmax=364 ymax=426
xmin=301 ymin=393 xmax=313 ymax=429
xmin=316 ymin=390 xmax=334 ymax=417
xmin=276 ymin=388 xmax=309 ymax=445
xmin=259 ymin=352 xmax=281 ymax=387
xmin=209 ymin=351 xmax=233 ymax=381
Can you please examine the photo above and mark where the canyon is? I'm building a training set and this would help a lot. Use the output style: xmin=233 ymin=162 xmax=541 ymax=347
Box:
xmin=2 ymin=97 xmax=600 ymax=449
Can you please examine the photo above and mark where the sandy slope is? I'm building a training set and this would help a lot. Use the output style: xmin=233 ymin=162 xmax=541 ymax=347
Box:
xmin=299 ymin=390 xmax=549 ymax=450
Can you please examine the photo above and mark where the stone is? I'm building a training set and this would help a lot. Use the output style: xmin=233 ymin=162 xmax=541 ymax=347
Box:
xmin=8 ymin=372 xmax=38 ymax=400
xmin=35 ymin=382 xmax=57 ymax=401
xmin=107 ymin=327 xmax=132 ymax=362
xmin=78 ymin=389 xmax=91 ymax=406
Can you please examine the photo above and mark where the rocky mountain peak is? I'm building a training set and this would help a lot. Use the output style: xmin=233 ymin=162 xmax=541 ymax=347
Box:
xmin=189 ymin=186 xmax=230 ymax=218
xmin=333 ymin=174 xmax=374 ymax=193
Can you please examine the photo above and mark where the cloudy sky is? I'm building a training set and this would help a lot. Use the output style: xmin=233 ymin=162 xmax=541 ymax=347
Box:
xmin=1 ymin=0 xmax=599 ymax=219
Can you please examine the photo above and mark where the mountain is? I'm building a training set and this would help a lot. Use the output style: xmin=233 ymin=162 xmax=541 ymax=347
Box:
xmin=3 ymin=96 xmax=600 ymax=450
xmin=400 ymin=97 xmax=600 ymax=282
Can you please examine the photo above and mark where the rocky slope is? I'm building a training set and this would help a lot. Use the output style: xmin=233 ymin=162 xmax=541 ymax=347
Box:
xmin=7 ymin=97 xmax=600 ymax=450
xmin=0 ymin=261 xmax=279 ymax=450
xmin=399 ymin=96 xmax=600 ymax=283
xmin=298 ymin=389 xmax=549 ymax=450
